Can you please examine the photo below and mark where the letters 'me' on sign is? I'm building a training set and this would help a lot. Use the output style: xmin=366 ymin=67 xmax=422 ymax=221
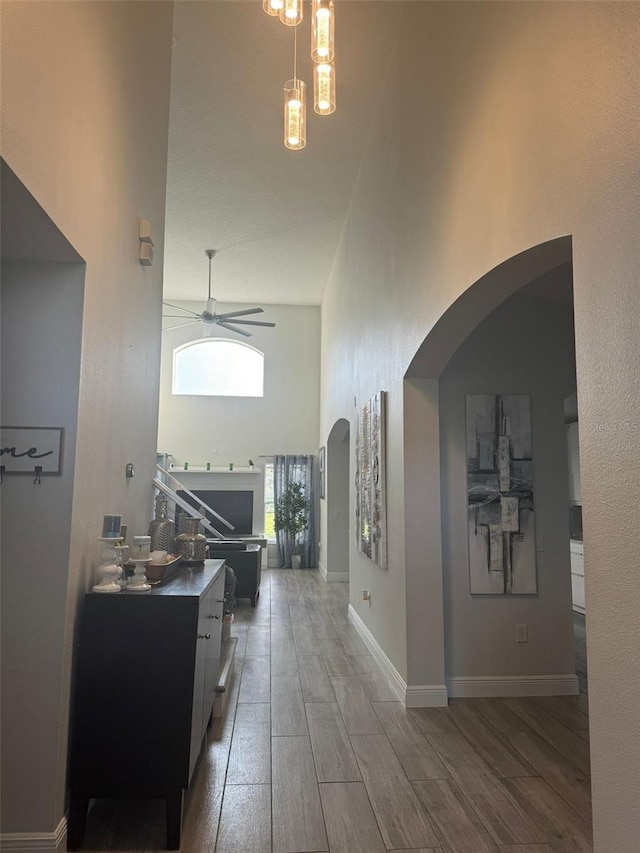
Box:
xmin=0 ymin=427 xmax=64 ymax=474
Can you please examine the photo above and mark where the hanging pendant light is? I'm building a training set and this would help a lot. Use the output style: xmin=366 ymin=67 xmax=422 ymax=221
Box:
xmin=279 ymin=0 xmax=303 ymax=27
xmin=284 ymin=79 xmax=306 ymax=149
xmin=311 ymin=0 xmax=334 ymax=63
xmin=262 ymin=0 xmax=284 ymax=16
xmin=314 ymin=63 xmax=336 ymax=115
xmin=284 ymin=26 xmax=306 ymax=149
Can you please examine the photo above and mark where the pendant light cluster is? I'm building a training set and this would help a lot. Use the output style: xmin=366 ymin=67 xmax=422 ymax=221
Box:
xmin=262 ymin=0 xmax=336 ymax=150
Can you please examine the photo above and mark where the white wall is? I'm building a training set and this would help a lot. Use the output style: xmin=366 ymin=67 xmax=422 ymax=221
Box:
xmin=0 ymin=0 xmax=173 ymax=840
xmin=440 ymin=290 xmax=576 ymax=686
xmin=158 ymin=303 xmax=321 ymax=465
xmin=320 ymin=3 xmax=640 ymax=847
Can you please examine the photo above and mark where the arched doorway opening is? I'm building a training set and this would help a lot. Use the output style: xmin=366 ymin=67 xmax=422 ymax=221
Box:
xmin=324 ymin=418 xmax=350 ymax=583
xmin=402 ymin=236 xmax=579 ymax=705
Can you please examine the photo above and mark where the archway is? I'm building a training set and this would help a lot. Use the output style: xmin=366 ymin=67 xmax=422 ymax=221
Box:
xmin=324 ymin=418 xmax=350 ymax=582
xmin=402 ymin=236 xmax=576 ymax=705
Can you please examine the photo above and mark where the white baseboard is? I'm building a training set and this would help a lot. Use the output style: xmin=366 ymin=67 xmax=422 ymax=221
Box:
xmin=404 ymin=684 xmax=449 ymax=707
xmin=447 ymin=674 xmax=580 ymax=698
xmin=1 ymin=817 xmax=67 ymax=852
xmin=347 ymin=605 xmax=449 ymax=707
xmin=318 ymin=562 xmax=349 ymax=582
xmin=345 ymin=605 xmax=404 ymax=702
xmin=326 ymin=571 xmax=349 ymax=582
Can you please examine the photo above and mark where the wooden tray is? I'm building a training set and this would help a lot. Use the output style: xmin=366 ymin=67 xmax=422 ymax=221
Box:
xmin=145 ymin=556 xmax=182 ymax=584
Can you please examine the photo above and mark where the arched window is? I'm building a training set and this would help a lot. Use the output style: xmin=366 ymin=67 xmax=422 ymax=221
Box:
xmin=172 ymin=338 xmax=264 ymax=397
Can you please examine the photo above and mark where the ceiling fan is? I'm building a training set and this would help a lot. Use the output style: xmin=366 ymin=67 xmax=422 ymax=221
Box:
xmin=162 ymin=249 xmax=276 ymax=338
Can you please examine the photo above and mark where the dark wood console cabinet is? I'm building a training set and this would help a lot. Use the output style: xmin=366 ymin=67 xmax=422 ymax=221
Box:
xmin=67 ymin=560 xmax=226 ymax=850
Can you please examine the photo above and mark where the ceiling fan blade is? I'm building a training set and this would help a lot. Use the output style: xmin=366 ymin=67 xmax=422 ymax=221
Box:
xmin=162 ymin=319 xmax=202 ymax=331
xmin=163 ymin=301 xmax=199 ymax=317
xmin=163 ymin=313 xmax=201 ymax=319
xmin=215 ymin=307 xmax=264 ymax=320
xmin=217 ymin=321 xmax=253 ymax=338
xmin=222 ymin=319 xmax=276 ymax=327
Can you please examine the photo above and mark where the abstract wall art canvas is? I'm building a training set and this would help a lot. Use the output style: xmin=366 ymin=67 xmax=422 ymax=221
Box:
xmin=355 ymin=391 xmax=387 ymax=568
xmin=466 ymin=394 xmax=537 ymax=595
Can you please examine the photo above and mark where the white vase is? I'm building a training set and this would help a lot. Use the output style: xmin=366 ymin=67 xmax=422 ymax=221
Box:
xmin=291 ymin=554 xmax=301 ymax=570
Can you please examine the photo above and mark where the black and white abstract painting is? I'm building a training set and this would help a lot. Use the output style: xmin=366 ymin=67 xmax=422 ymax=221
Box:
xmin=466 ymin=394 xmax=537 ymax=595
xmin=355 ymin=391 xmax=387 ymax=568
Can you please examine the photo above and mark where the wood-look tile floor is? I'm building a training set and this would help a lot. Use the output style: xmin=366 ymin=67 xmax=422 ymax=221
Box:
xmin=81 ymin=569 xmax=592 ymax=852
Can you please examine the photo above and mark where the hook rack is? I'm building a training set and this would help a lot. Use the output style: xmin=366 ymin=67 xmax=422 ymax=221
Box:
xmin=0 ymin=465 xmax=4 ymax=485
xmin=33 ymin=466 xmax=43 ymax=486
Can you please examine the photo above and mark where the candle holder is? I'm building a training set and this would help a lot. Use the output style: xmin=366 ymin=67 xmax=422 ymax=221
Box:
xmin=128 ymin=559 xmax=151 ymax=592
xmin=92 ymin=537 xmax=123 ymax=593
xmin=115 ymin=543 xmax=129 ymax=589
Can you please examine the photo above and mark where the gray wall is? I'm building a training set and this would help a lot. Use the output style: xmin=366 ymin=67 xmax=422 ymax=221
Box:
xmin=1 ymin=259 xmax=84 ymax=830
xmin=323 ymin=419 xmax=350 ymax=580
xmin=440 ymin=290 xmax=577 ymax=683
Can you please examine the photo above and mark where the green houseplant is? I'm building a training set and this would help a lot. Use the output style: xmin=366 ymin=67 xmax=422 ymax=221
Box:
xmin=274 ymin=481 xmax=311 ymax=569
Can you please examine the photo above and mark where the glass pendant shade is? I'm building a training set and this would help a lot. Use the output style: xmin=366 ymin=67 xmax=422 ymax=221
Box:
xmin=262 ymin=0 xmax=284 ymax=16
xmin=279 ymin=0 xmax=303 ymax=27
xmin=312 ymin=0 xmax=335 ymax=63
xmin=283 ymin=79 xmax=306 ymax=149
xmin=314 ymin=63 xmax=336 ymax=115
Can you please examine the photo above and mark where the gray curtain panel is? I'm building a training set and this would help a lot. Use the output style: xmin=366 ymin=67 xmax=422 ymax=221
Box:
xmin=273 ymin=454 xmax=317 ymax=568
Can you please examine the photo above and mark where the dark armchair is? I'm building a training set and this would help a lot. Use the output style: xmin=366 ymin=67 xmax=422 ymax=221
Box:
xmin=207 ymin=541 xmax=262 ymax=607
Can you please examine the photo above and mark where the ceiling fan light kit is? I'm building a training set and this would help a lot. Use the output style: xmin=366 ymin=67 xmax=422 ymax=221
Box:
xmin=263 ymin=0 xmax=336 ymax=150
xmin=162 ymin=249 xmax=276 ymax=339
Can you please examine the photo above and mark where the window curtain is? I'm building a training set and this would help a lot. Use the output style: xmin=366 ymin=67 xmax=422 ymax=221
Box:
xmin=273 ymin=454 xmax=317 ymax=568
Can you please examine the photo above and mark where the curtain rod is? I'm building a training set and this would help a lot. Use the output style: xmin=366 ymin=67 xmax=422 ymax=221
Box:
xmin=258 ymin=454 xmax=316 ymax=458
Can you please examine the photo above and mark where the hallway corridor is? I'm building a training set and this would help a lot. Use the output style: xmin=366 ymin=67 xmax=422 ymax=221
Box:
xmin=81 ymin=568 xmax=592 ymax=852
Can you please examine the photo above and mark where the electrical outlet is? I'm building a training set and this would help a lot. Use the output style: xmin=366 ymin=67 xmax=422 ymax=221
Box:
xmin=362 ymin=589 xmax=371 ymax=605
xmin=516 ymin=623 xmax=528 ymax=643
xmin=536 ymin=534 xmax=544 ymax=552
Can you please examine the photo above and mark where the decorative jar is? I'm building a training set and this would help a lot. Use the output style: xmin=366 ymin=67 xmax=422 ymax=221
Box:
xmin=148 ymin=495 xmax=174 ymax=552
xmin=176 ymin=518 xmax=207 ymax=563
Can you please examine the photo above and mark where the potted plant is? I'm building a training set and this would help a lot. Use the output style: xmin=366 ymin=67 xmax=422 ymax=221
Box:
xmin=274 ymin=481 xmax=311 ymax=569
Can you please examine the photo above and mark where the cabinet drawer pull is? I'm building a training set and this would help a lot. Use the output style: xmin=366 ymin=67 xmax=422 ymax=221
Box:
xmin=214 ymin=613 xmax=221 ymax=619
xmin=197 ymin=632 xmax=211 ymax=640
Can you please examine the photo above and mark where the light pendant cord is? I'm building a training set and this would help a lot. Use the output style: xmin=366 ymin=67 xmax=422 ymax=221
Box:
xmin=293 ymin=24 xmax=297 ymax=83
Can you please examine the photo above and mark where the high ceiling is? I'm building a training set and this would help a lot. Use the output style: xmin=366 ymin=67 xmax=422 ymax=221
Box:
xmin=163 ymin=1 xmax=399 ymax=306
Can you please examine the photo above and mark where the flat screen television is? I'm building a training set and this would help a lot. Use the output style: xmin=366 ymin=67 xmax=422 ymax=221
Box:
xmin=177 ymin=489 xmax=253 ymax=535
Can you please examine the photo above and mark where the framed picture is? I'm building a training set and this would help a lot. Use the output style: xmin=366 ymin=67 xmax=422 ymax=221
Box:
xmin=0 ymin=426 xmax=64 ymax=474
xmin=355 ymin=391 xmax=387 ymax=568
xmin=318 ymin=446 xmax=325 ymax=499
xmin=466 ymin=394 xmax=537 ymax=594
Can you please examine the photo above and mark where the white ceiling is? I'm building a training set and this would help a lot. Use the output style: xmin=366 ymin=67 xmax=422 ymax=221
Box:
xmin=163 ymin=1 xmax=399 ymax=306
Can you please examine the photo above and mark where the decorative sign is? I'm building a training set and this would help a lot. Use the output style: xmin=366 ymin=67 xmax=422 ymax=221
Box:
xmin=0 ymin=427 xmax=64 ymax=474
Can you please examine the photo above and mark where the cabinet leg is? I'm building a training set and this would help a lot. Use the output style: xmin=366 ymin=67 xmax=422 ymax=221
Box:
xmin=166 ymin=790 xmax=184 ymax=850
xmin=67 ymin=791 xmax=89 ymax=850
xmin=250 ymin=595 xmax=256 ymax=607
